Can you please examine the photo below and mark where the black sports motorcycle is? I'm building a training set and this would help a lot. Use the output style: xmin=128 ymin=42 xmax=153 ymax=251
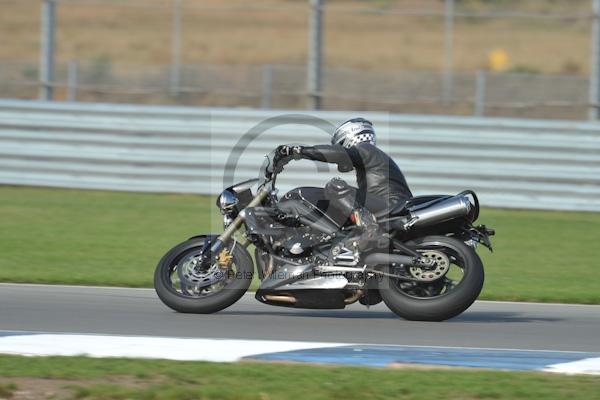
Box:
xmin=154 ymin=147 xmax=494 ymax=321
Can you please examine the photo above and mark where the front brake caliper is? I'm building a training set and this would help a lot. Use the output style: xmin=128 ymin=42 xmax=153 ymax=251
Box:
xmin=217 ymin=249 xmax=234 ymax=270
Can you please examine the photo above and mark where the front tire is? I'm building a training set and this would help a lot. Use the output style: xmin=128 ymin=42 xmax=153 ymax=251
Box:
xmin=379 ymin=235 xmax=484 ymax=321
xmin=154 ymin=236 xmax=253 ymax=313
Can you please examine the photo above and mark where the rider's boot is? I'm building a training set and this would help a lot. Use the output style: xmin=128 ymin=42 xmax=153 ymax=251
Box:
xmin=351 ymin=207 xmax=388 ymax=251
xmin=324 ymin=178 xmax=387 ymax=250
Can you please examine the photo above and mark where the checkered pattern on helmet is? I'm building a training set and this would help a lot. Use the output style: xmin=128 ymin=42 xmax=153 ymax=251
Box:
xmin=344 ymin=132 xmax=375 ymax=148
xmin=333 ymin=119 xmax=376 ymax=148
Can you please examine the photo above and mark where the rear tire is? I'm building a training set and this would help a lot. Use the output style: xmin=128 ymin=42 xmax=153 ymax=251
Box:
xmin=379 ymin=235 xmax=484 ymax=321
xmin=154 ymin=236 xmax=253 ymax=314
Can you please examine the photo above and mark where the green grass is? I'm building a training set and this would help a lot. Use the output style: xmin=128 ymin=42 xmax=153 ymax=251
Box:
xmin=0 ymin=354 xmax=599 ymax=400
xmin=0 ymin=186 xmax=221 ymax=287
xmin=477 ymin=208 xmax=600 ymax=304
xmin=1 ymin=185 xmax=599 ymax=303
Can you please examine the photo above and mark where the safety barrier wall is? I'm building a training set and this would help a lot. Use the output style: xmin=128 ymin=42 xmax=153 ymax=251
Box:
xmin=0 ymin=99 xmax=599 ymax=212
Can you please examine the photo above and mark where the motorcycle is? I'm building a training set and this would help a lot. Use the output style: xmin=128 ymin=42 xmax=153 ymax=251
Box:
xmin=154 ymin=147 xmax=494 ymax=321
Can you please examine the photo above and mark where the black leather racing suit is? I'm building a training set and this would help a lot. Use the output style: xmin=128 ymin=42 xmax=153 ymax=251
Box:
xmin=298 ymin=142 xmax=412 ymax=212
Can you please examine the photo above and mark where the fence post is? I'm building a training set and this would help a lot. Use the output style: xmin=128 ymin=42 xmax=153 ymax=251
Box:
xmin=67 ymin=59 xmax=79 ymax=102
xmin=442 ymin=0 xmax=455 ymax=105
xmin=39 ymin=0 xmax=56 ymax=101
xmin=261 ymin=64 xmax=273 ymax=109
xmin=590 ymin=0 xmax=600 ymax=120
xmin=170 ymin=0 xmax=182 ymax=96
xmin=307 ymin=0 xmax=323 ymax=110
xmin=474 ymin=70 xmax=487 ymax=117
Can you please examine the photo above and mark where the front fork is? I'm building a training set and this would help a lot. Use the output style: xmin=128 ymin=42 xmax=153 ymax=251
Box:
xmin=197 ymin=187 xmax=270 ymax=270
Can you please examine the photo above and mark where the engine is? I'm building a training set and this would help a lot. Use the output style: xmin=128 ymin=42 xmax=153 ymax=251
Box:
xmin=280 ymin=234 xmax=313 ymax=258
xmin=270 ymin=228 xmax=329 ymax=264
xmin=273 ymin=229 xmax=321 ymax=262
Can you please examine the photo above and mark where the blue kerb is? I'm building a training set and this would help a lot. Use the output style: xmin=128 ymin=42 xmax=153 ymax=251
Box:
xmin=247 ymin=345 xmax=597 ymax=370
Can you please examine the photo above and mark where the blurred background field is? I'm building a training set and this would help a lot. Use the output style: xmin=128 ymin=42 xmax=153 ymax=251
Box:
xmin=0 ymin=0 xmax=590 ymax=73
xmin=1 ymin=185 xmax=598 ymax=304
xmin=0 ymin=0 xmax=596 ymax=119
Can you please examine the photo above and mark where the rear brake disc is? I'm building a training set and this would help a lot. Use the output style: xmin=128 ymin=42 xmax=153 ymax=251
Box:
xmin=409 ymin=250 xmax=450 ymax=282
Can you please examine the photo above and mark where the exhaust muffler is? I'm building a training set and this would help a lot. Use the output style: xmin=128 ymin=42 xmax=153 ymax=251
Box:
xmin=404 ymin=195 xmax=472 ymax=230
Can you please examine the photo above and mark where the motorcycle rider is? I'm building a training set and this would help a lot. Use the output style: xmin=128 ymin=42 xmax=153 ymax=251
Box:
xmin=275 ymin=117 xmax=412 ymax=238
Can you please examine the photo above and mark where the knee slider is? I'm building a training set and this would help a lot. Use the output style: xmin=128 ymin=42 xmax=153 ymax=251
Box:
xmin=324 ymin=178 xmax=352 ymax=200
xmin=325 ymin=178 xmax=356 ymax=216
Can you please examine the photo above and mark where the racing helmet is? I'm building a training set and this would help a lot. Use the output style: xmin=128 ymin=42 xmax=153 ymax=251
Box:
xmin=331 ymin=118 xmax=376 ymax=149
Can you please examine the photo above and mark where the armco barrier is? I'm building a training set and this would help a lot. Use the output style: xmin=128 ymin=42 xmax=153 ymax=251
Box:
xmin=0 ymin=99 xmax=599 ymax=212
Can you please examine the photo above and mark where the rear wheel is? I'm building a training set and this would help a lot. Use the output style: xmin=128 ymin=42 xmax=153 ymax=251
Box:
xmin=154 ymin=236 xmax=253 ymax=313
xmin=379 ymin=235 xmax=484 ymax=321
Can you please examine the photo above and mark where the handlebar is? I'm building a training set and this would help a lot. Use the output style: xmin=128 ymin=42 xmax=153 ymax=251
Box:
xmin=258 ymin=146 xmax=295 ymax=190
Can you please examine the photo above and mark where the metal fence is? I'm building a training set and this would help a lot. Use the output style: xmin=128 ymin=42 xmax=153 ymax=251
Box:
xmin=2 ymin=0 xmax=599 ymax=120
xmin=1 ymin=99 xmax=599 ymax=212
xmin=0 ymin=61 xmax=591 ymax=120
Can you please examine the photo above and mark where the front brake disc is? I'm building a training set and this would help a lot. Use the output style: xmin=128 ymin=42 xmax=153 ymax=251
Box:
xmin=178 ymin=252 xmax=225 ymax=288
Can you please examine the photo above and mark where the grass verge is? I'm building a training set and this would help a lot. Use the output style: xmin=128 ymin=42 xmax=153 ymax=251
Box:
xmin=0 ymin=355 xmax=599 ymax=400
xmin=0 ymin=381 xmax=17 ymax=398
xmin=1 ymin=186 xmax=599 ymax=303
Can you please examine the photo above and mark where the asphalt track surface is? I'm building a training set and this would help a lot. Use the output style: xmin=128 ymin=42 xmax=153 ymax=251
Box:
xmin=1 ymin=283 xmax=598 ymax=352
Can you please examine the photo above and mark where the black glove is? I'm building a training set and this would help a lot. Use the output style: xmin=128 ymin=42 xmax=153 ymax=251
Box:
xmin=277 ymin=145 xmax=303 ymax=159
xmin=273 ymin=145 xmax=303 ymax=173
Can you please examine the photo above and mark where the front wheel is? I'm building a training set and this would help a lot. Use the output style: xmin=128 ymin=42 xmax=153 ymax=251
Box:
xmin=154 ymin=236 xmax=253 ymax=313
xmin=379 ymin=235 xmax=484 ymax=321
